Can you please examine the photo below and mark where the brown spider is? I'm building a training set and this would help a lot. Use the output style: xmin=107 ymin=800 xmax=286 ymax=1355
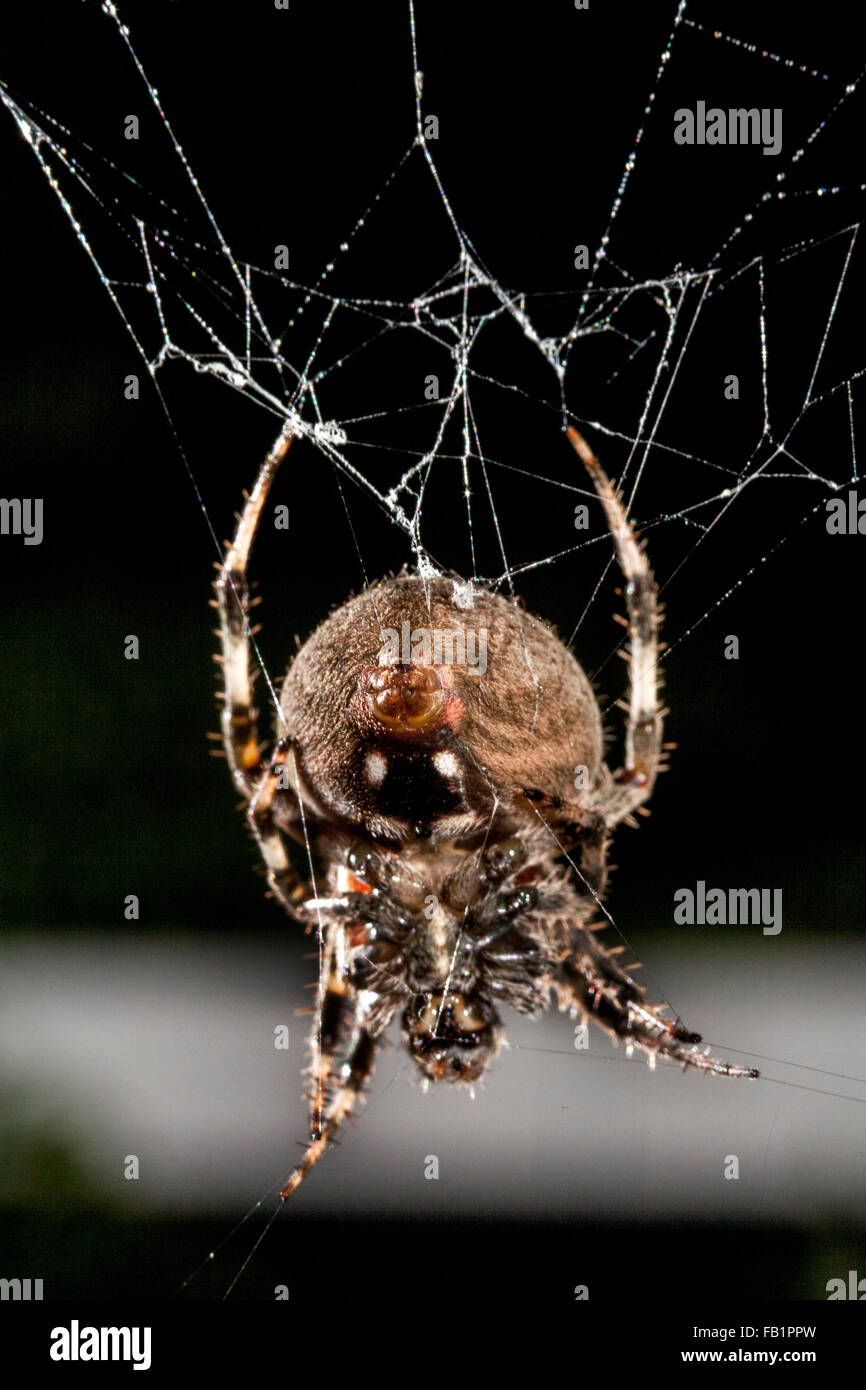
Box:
xmin=214 ymin=425 xmax=758 ymax=1203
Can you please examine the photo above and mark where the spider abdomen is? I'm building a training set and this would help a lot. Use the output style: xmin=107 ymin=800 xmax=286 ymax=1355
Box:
xmin=278 ymin=573 xmax=603 ymax=848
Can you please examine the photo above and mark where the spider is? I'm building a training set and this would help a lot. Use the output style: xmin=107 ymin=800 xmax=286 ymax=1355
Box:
xmin=214 ymin=424 xmax=758 ymax=1203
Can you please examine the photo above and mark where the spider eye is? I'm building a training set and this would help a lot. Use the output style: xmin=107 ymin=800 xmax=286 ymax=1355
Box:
xmin=363 ymin=663 xmax=445 ymax=733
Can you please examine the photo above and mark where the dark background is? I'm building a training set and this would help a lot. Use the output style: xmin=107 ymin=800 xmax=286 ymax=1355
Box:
xmin=0 ymin=0 xmax=864 ymax=1308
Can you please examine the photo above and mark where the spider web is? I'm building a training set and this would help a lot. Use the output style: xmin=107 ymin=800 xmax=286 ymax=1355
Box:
xmin=3 ymin=0 xmax=866 ymax=1296
xmin=2 ymin=0 xmax=862 ymax=645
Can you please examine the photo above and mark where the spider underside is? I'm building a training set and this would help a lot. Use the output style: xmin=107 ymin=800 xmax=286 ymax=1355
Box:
xmin=214 ymin=425 xmax=758 ymax=1203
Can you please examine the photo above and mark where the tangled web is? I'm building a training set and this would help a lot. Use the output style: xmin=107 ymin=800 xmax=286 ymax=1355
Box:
xmin=2 ymin=0 xmax=864 ymax=673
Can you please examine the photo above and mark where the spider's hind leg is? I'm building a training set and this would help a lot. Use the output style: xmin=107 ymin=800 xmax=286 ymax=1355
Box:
xmin=566 ymin=427 xmax=663 ymax=828
xmin=214 ymin=424 xmax=293 ymax=797
xmin=556 ymin=930 xmax=758 ymax=1079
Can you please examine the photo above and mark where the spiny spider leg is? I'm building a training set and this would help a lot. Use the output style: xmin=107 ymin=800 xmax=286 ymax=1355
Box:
xmin=556 ymin=931 xmax=758 ymax=1077
xmin=280 ymin=1017 xmax=380 ymax=1202
xmin=248 ymin=737 xmax=308 ymax=917
xmin=215 ymin=427 xmax=309 ymax=911
xmin=214 ymin=425 xmax=294 ymax=797
xmin=567 ymin=427 xmax=662 ymax=827
xmin=303 ymin=921 xmax=350 ymax=1141
xmin=216 ymin=428 xmax=336 ymax=1123
xmin=558 ymin=433 xmax=756 ymax=1077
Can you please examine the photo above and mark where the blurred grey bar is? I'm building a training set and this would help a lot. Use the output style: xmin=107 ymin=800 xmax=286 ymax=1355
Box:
xmin=1 ymin=931 xmax=863 ymax=1219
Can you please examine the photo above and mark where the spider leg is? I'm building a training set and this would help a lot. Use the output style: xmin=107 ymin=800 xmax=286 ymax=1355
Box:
xmin=248 ymin=736 xmax=308 ymax=918
xmin=215 ymin=424 xmax=293 ymax=797
xmin=216 ymin=427 xmax=308 ymax=910
xmin=556 ymin=930 xmax=758 ymax=1078
xmin=303 ymin=920 xmax=350 ymax=1141
xmin=567 ymin=427 xmax=662 ymax=827
xmin=280 ymin=1013 xmax=379 ymax=1202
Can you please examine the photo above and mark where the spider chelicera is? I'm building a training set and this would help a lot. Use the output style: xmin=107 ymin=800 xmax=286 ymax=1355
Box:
xmin=214 ymin=424 xmax=757 ymax=1203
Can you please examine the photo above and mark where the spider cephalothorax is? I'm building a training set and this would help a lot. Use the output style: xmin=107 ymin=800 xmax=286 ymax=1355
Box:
xmin=215 ymin=425 xmax=758 ymax=1202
